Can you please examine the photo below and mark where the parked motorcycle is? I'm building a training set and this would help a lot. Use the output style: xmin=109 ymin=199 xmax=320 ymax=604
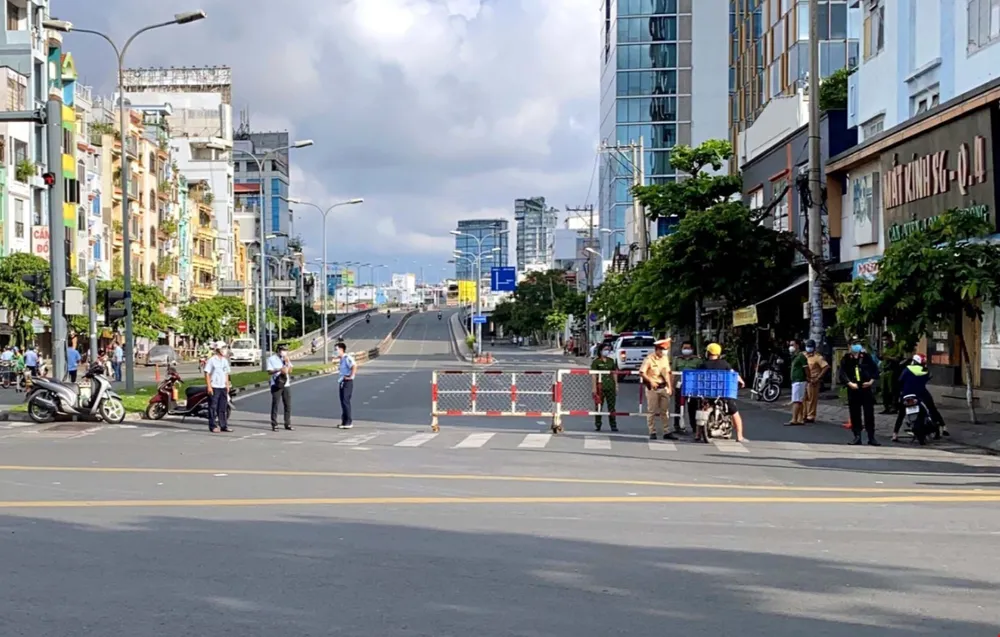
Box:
xmin=143 ymin=366 xmax=232 ymax=422
xmin=751 ymin=354 xmax=783 ymax=403
xmin=26 ymin=362 xmax=126 ymax=424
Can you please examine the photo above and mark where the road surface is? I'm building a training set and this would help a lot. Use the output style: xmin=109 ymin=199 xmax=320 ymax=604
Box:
xmin=0 ymin=310 xmax=998 ymax=636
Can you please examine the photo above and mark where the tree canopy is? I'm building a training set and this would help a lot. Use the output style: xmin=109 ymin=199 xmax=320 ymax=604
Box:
xmin=180 ymin=296 xmax=247 ymax=345
xmin=491 ymin=269 xmax=584 ymax=338
xmin=97 ymin=277 xmax=173 ymax=340
xmin=632 ymin=139 xmax=743 ymax=222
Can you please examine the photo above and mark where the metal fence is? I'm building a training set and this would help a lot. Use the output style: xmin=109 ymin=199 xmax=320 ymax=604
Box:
xmin=430 ymin=370 xmax=555 ymax=432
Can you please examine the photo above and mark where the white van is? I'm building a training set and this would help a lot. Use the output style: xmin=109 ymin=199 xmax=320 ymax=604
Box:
xmin=228 ymin=338 xmax=261 ymax=366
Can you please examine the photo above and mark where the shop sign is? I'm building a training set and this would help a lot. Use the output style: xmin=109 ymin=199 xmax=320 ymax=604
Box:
xmin=32 ymin=226 xmax=49 ymax=257
xmin=880 ymin=106 xmax=997 ymax=242
xmin=852 ymin=256 xmax=882 ymax=281
xmin=732 ymin=306 xmax=758 ymax=327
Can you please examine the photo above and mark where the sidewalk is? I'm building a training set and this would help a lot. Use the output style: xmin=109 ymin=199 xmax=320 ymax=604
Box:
xmin=755 ymin=394 xmax=1000 ymax=453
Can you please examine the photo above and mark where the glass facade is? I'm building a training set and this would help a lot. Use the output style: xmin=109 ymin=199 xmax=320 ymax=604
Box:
xmin=598 ymin=0 xmax=693 ymax=258
xmin=514 ymin=198 xmax=558 ymax=272
xmin=729 ymin=0 xmax=859 ymax=167
xmin=454 ymin=219 xmax=509 ymax=281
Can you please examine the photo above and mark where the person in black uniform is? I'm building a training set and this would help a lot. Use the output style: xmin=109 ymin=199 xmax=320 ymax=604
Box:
xmin=838 ymin=340 xmax=880 ymax=446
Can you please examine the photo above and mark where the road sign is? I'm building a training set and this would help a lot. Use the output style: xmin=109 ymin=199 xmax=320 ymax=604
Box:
xmin=589 ymin=313 xmax=598 ymax=322
xmin=237 ymin=320 xmax=248 ymax=333
xmin=472 ymin=315 xmax=487 ymax=325
xmin=490 ymin=266 xmax=517 ymax=292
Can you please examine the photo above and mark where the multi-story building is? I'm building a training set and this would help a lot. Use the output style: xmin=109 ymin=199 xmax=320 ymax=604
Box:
xmin=598 ymin=0 xmax=730 ymax=258
xmin=72 ymin=82 xmax=109 ymax=279
xmin=514 ymin=197 xmax=557 ymax=273
xmin=729 ymin=0 xmax=860 ymax=169
xmin=233 ymin=127 xmax=291 ymax=255
xmin=123 ymin=67 xmax=235 ymax=280
xmin=453 ymin=218 xmax=508 ymax=281
xmin=0 ymin=0 xmax=50 ymax=261
xmin=187 ymin=178 xmax=217 ymax=300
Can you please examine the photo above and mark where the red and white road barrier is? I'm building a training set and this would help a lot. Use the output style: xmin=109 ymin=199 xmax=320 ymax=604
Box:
xmin=430 ymin=369 xmax=555 ymax=432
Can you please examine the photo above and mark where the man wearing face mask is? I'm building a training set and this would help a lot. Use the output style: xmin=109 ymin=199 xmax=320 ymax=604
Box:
xmin=838 ymin=339 xmax=880 ymax=445
xmin=672 ymin=340 xmax=702 ymax=433
xmin=639 ymin=338 xmax=675 ymax=440
xmin=787 ymin=340 xmax=808 ymax=426
xmin=803 ymin=339 xmax=828 ymax=423
xmin=590 ymin=346 xmax=618 ymax=432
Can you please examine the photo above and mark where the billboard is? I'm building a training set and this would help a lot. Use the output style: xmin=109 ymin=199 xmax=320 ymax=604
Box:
xmin=458 ymin=280 xmax=476 ymax=303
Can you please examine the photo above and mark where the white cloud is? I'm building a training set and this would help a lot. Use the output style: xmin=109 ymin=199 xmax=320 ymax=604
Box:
xmin=59 ymin=0 xmax=601 ymax=281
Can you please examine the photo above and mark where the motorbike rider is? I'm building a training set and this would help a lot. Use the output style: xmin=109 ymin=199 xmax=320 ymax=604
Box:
xmin=892 ymin=353 xmax=947 ymax=442
xmin=671 ymin=340 xmax=702 ymax=434
xmin=698 ymin=343 xmax=747 ymax=442
xmin=311 ymin=337 xmax=319 ymax=353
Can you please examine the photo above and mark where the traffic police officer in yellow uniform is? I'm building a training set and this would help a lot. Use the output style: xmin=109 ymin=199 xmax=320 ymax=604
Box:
xmin=640 ymin=338 xmax=675 ymax=440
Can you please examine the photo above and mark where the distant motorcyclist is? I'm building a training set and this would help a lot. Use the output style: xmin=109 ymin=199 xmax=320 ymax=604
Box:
xmin=892 ymin=353 xmax=947 ymax=442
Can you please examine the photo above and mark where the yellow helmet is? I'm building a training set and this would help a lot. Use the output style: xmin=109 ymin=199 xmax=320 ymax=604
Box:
xmin=706 ymin=343 xmax=722 ymax=356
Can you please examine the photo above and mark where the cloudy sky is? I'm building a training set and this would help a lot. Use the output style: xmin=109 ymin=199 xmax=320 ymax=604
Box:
xmin=58 ymin=0 xmax=601 ymax=283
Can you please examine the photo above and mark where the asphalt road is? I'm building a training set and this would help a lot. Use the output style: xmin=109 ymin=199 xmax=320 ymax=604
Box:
xmin=0 ymin=310 xmax=999 ymax=635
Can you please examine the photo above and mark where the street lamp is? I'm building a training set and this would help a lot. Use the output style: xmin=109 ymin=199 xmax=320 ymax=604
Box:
xmin=286 ymin=197 xmax=363 ymax=362
xmin=314 ymin=257 xmax=359 ymax=359
xmin=450 ymin=229 xmax=508 ymax=355
xmin=47 ymin=10 xmax=207 ymax=392
xmin=232 ymin=141 xmax=313 ymax=370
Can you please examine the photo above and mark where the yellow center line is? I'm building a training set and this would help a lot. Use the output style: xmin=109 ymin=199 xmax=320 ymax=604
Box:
xmin=0 ymin=464 xmax=996 ymax=496
xmin=0 ymin=495 xmax=998 ymax=508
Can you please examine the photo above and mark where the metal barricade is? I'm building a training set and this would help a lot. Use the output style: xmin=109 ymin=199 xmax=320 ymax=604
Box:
xmin=430 ymin=370 xmax=556 ymax=432
xmin=554 ymin=369 xmax=685 ymax=432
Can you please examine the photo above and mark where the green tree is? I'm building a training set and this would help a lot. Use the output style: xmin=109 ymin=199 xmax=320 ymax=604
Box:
xmin=491 ymin=270 xmax=580 ymax=340
xmin=180 ymin=296 xmax=247 ymax=345
xmin=819 ymin=66 xmax=854 ymax=112
xmin=632 ymin=139 xmax=742 ymax=222
xmin=589 ymin=271 xmax=645 ymax=332
xmin=836 ymin=209 xmax=1000 ymax=422
xmin=0 ymin=253 xmax=51 ymax=347
xmin=283 ymin=301 xmax=321 ymax=334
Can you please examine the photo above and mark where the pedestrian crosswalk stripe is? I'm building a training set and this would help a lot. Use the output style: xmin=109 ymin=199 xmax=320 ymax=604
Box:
xmin=712 ymin=440 xmax=749 ymax=453
xmin=454 ymin=432 xmax=494 ymax=448
xmin=518 ymin=433 xmax=551 ymax=448
xmin=584 ymin=435 xmax=611 ymax=450
xmin=395 ymin=433 xmax=437 ymax=447
xmin=336 ymin=433 xmax=379 ymax=446
xmin=648 ymin=440 xmax=677 ymax=451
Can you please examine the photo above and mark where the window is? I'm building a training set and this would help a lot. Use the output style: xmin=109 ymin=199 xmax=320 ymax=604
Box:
xmin=617 ymin=17 xmax=677 ymax=43
xmin=12 ymin=138 xmax=27 ymax=165
xmin=14 ymin=198 xmax=24 ymax=239
xmin=77 ymin=206 xmax=86 ymax=233
xmin=772 ymin=179 xmax=790 ymax=232
xmin=616 ymin=70 xmax=677 ymax=96
xmin=6 ymin=1 xmax=21 ymax=30
xmin=830 ymin=2 xmax=848 ymax=38
xmin=863 ymin=1 xmax=885 ymax=59
xmin=748 ymin=187 xmax=764 ymax=224
xmin=911 ymin=86 xmax=940 ymax=116
xmin=619 ymin=0 xmax=678 ymax=16
xmin=968 ymin=0 xmax=1000 ymax=52
xmin=860 ymin=114 xmax=884 ymax=140
xmin=616 ymin=44 xmax=677 ymax=69
xmin=6 ymin=76 xmax=25 ymax=111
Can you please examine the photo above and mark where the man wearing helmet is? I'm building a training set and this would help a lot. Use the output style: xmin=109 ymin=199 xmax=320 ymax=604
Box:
xmin=698 ymin=343 xmax=747 ymax=442
xmin=892 ymin=353 xmax=947 ymax=442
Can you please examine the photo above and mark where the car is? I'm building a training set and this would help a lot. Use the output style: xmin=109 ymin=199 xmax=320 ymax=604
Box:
xmin=612 ymin=332 xmax=656 ymax=376
xmin=145 ymin=345 xmax=178 ymax=367
xmin=228 ymin=338 xmax=261 ymax=366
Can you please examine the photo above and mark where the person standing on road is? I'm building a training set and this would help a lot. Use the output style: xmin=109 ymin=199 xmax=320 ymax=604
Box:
xmin=204 ymin=341 xmax=233 ymax=433
xmin=803 ymin=339 xmax=828 ymax=423
xmin=267 ymin=343 xmax=294 ymax=432
xmin=590 ymin=346 xmax=618 ymax=432
xmin=838 ymin=340 xmax=879 ymax=446
xmin=23 ymin=345 xmax=38 ymax=377
xmin=66 ymin=345 xmax=81 ymax=383
xmin=787 ymin=340 xmax=808 ymax=426
xmin=640 ymin=338 xmax=675 ymax=441
xmin=878 ymin=333 xmax=901 ymax=414
xmin=335 ymin=342 xmax=357 ymax=429
xmin=672 ymin=340 xmax=702 ymax=434
xmin=111 ymin=342 xmax=124 ymax=382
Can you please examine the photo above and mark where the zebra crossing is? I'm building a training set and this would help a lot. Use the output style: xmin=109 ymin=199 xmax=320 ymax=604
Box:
xmin=16 ymin=423 xmax=990 ymax=464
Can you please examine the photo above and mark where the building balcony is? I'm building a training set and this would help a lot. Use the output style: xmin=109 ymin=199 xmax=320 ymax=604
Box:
xmin=218 ymin=279 xmax=245 ymax=297
xmin=192 ymin=254 xmax=214 ymax=268
xmin=191 ymin=285 xmax=216 ymax=300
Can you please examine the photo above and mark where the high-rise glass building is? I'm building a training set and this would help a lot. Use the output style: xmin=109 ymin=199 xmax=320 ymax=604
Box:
xmin=729 ymin=0 xmax=860 ymax=166
xmin=598 ymin=0 xmax=730 ymax=259
xmin=454 ymin=219 xmax=509 ymax=281
xmin=514 ymin=198 xmax=558 ymax=273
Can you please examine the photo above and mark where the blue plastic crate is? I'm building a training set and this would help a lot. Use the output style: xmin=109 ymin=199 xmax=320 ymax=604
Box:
xmin=681 ymin=369 xmax=739 ymax=399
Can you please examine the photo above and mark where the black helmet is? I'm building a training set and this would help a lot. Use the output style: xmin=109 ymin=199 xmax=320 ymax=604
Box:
xmin=88 ymin=361 xmax=105 ymax=375
xmin=276 ymin=343 xmax=288 ymax=352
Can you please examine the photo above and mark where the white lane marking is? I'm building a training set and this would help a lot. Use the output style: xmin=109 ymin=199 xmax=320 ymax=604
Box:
xmin=712 ymin=440 xmax=749 ymax=453
xmin=518 ymin=433 xmax=551 ymax=448
xmin=284 ymin=440 xmax=303 ymax=445
xmin=648 ymin=440 xmax=677 ymax=451
xmin=395 ymin=433 xmax=438 ymax=447
xmin=232 ymin=432 xmax=267 ymax=442
xmin=584 ymin=435 xmax=611 ymax=450
xmin=336 ymin=433 xmax=379 ymax=446
xmin=141 ymin=431 xmax=164 ymax=437
xmin=453 ymin=432 xmax=495 ymax=448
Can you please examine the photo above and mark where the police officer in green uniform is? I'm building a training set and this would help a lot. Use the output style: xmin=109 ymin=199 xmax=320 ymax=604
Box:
xmin=591 ymin=345 xmax=618 ymax=432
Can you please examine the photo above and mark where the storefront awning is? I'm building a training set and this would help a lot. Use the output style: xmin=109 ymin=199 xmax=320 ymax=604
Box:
xmin=755 ymin=274 xmax=808 ymax=306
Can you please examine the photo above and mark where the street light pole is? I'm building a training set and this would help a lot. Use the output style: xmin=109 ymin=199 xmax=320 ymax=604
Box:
xmin=47 ymin=11 xmax=208 ymax=392
xmin=450 ymin=229 xmax=508 ymax=356
xmin=285 ymin=197 xmax=363 ymax=362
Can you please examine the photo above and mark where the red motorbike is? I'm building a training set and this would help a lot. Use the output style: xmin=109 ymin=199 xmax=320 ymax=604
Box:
xmin=144 ymin=367 xmax=232 ymax=421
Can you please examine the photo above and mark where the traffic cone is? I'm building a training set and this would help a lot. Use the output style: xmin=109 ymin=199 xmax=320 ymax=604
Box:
xmin=841 ymin=419 xmax=852 ymax=429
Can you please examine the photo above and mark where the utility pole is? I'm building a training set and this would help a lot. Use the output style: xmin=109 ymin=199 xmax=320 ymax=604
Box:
xmin=637 ymin=135 xmax=648 ymax=261
xmin=47 ymin=99 xmax=68 ymax=382
xmin=807 ymin=0 xmax=824 ymax=345
xmin=567 ymin=204 xmax=596 ymax=357
xmin=88 ymin=274 xmax=98 ymax=363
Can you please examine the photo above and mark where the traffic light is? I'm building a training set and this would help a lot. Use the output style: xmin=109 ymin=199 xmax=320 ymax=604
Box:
xmin=41 ymin=172 xmax=55 ymax=188
xmin=20 ymin=273 xmax=44 ymax=303
xmin=104 ymin=289 xmax=127 ymax=325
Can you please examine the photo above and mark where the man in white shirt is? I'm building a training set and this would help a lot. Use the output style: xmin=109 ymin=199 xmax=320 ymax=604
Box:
xmin=203 ymin=341 xmax=232 ymax=433
xmin=266 ymin=343 xmax=293 ymax=431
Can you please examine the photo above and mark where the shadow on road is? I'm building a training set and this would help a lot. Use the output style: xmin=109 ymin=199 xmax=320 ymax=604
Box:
xmin=0 ymin=514 xmax=994 ymax=635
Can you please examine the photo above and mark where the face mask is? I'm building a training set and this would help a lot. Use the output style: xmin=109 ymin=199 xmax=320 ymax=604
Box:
xmin=805 ymin=347 xmax=815 ymax=353
xmin=601 ymin=350 xmax=611 ymax=357
xmin=788 ymin=346 xmax=797 ymax=354
xmin=681 ymin=348 xmax=693 ymax=356
xmin=851 ymin=344 xmax=863 ymax=354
